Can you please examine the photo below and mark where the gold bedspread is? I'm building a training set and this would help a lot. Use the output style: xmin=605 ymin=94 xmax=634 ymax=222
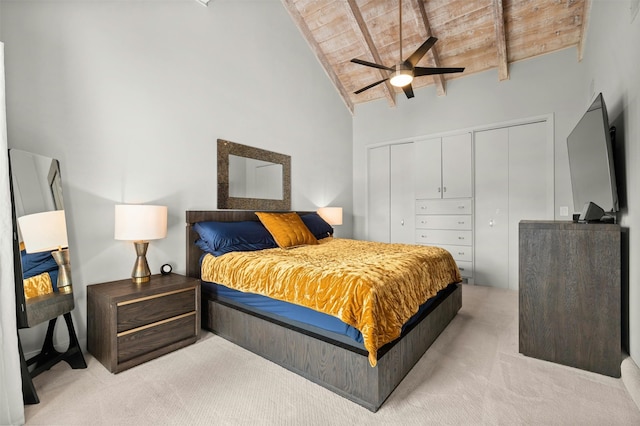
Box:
xmin=201 ymin=238 xmax=461 ymax=366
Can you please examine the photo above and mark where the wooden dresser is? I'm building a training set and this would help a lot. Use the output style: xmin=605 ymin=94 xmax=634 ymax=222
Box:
xmin=519 ymin=220 xmax=621 ymax=377
xmin=87 ymin=273 xmax=200 ymax=373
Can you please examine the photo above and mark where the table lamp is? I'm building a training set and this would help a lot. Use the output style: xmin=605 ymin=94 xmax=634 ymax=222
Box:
xmin=114 ymin=204 xmax=168 ymax=284
xmin=317 ymin=207 xmax=343 ymax=226
xmin=18 ymin=210 xmax=73 ymax=293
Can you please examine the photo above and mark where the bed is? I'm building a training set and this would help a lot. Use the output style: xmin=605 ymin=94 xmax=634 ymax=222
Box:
xmin=186 ymin=210 xmax=462 ymax=412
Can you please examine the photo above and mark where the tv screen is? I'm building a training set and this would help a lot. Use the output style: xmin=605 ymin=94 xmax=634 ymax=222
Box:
xmin=567 ymin=92 xmax=618 ymax=217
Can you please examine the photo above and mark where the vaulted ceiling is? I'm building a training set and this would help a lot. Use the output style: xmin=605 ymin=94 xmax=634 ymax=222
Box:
xmin=282 ymin=0 xmax=591 ymax=113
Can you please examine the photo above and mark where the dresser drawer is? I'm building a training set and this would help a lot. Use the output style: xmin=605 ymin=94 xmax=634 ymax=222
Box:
xmin=415 ymin=215 xmax=472 ymax=230
xmin=117 ymin=288 xmax=196 ymax=333
xmin=437 ymin=244 xmax=473 ymax=262
xmin=117 ymin=313 xmax=196 ymax=363
xmin=416 ymin=229 xmax=472 ymax=246
xmin=415 ymin=199 xmax=472 ymax=215
xmin=456 ymin=261 xmax=473 ymax=278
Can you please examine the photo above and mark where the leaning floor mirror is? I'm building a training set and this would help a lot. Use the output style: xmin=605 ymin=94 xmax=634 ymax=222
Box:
xmin=8 ymin=148 xmax=86 ymax=404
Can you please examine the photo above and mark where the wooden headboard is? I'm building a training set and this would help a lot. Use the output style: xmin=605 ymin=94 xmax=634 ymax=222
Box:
xmin=185 ymin=210 xmax=313 ymax=279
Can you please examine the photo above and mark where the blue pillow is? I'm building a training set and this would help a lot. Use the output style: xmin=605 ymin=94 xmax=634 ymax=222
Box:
xmin=301 ymin=213 xmax=334 ymax=240
xmin=193 ymin=220 xmax=277 ymax=256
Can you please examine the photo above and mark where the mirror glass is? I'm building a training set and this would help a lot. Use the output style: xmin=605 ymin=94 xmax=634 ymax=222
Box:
xmin=229 ymin=154 xmax=283 ymax=200
xmin=218 ymin=139 xmax=291 ymax=210
xmin=10 ymin=149 xmax=74 ymax=327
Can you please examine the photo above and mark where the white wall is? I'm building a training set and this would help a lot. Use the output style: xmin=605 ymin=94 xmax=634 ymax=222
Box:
xmin=0 ymin=0 xmax=353 ymax=355
xmin=582 ymin=0 xmax=640 ymax=365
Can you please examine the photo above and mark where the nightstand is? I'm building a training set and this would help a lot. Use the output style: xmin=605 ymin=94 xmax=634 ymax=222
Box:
xmin=87 ymin=273 xmax=200 ymax=373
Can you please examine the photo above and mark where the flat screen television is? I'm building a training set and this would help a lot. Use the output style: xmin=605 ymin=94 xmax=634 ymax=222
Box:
xmin=567 ymin=92 xmax=618 ymax=221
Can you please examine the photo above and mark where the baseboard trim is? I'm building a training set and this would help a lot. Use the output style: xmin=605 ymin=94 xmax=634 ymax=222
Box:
xmin=622 ymin=355 xmax=640 ymax=411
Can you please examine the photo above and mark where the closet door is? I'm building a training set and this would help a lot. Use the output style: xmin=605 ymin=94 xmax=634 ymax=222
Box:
xmin=475 ymin=128 xmax=510 ymax=288
xmin=415 ymin=137 xmax=442 ymax=199
xmin=442 ymin=133 xmax=472 ymax=198
xmin=367 ymin=145 xmax=390 ymax=242
xmin=390 ymin=143 xmax=415 ymax=243
xmin=507 ymin=122 xmax=550 ymax=287
xmin=474 ymin=121 xmax=552 ymax=290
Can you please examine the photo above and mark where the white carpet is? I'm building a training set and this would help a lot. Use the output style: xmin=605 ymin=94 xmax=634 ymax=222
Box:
xmin=24 ymin=284 xmax=640 ymax=425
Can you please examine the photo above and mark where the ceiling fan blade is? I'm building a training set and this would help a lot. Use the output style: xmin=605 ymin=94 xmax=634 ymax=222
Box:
xmin=354 ymin=78 xmax=389 ymax=94
xmin=406 ymin=37 xmax=438 ymax=67
xmin=351 ymin=58 xmax=394 ymax=72
xmin=402 ymin=84 xmax=415 ymax=99
xmin=414 ymin=66 xmax=465 ymax=76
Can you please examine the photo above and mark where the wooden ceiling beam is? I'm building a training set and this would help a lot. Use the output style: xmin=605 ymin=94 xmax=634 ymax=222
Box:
xmin=577 ymin=0 xmax=591 ymax=61
xmin=493 ymin=0 xmax=509 ymax=81
xmin=414 ymin=0 xmax=446 ymax=96
xmin=346 ymin=0 xmax=397 ymax=107
xmin=281 ymin=0 xmax=355 ymax=114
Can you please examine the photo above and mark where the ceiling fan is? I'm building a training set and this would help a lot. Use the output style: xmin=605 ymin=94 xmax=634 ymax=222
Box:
xmin=351 ymin=0 xmax=465 ymax=99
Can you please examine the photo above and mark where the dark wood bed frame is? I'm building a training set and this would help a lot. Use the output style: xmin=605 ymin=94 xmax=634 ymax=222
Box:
xmin=186 ymin=210 xmax=462 ymax=412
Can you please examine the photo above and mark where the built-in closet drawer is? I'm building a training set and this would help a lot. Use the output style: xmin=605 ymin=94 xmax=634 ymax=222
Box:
xmin=415 ymin=199 xmax=472 ymax=215
xmin=415 ymin=229 xmax=472 ymax=246
xmin=415 ymin=215 xmax=471 ymax=230
xmin=437 ymin=244 xmax=473 ymax=262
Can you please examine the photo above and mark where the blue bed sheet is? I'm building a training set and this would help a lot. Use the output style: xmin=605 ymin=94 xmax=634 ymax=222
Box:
xmin=202 ymin=280 xmax=446 ymax=348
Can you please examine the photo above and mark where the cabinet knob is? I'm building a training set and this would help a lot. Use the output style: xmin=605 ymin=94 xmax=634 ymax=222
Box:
xmin=489 ymin=220 xmax=494 ymax=227
xmin=438 ymin=187 xmax=441 ymax=193
xmin=443 ymin=187 xmax=447 ymax=192
xmin=401 ymin=220 xmax=404 ymax=226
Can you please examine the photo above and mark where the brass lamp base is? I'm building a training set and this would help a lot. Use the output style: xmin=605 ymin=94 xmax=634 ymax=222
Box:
xmin=131 ymin=241 xmax=151 ymax=284
xmin=51 ymin=248 xmax=73 ymax=293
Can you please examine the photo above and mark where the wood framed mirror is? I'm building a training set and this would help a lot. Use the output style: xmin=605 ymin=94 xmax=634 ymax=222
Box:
xmin=217 ymin=139 xmax=291 ymax=210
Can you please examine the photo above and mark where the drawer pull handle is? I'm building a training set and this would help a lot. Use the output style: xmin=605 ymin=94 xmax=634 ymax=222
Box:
xmin=458 ymin=221 xmax=465 ymax=225
xmin=458 ymin=252 xmax=465 ymax=255
xmin=458 ymin=205 xmax=465 ymax=209
xmin=421 ymin=206 xmax=427 ymax=210
xmin=459 ymin=267 xmax=465 ymax=271
xmin=438 ymin=187 xmax=441 ymax=193
xmin=458 ymin=236 xmax=465 ymax=240
xmin=443 ymin=187 xmax=447 ymax=192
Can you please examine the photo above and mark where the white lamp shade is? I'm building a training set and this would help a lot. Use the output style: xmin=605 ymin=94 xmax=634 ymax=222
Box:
xmin=317 ymin=207 xmax=343 ymax=226
xmin=18 ymin=210 xmax=69 ymax=253
xmin=114 ymin=204 xmax=168 ymax=241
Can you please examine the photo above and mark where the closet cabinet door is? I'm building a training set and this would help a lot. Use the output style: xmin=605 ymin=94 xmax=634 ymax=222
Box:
xmin=415 ymin=133 xmax=472 ymax=199
xmin=415 ymin=137 xmax=442 ymax=199
xmin=367 ymin=145 xmax=390 ymax=242
xmin=442 ymin=133 xmax=472 ymax=199
xmin=390 ymin=143 xmax=415 ymax=243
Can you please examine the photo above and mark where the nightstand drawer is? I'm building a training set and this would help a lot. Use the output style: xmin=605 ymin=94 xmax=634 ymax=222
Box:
xmin=117 ymin=313 xmax=196 ymax=363
xmin=117 ymin=288 xmax=196 ymax=333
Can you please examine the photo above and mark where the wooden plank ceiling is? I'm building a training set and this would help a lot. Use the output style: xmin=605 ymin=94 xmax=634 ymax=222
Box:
xmin=282 ymin=0 xmax=590 ymax=113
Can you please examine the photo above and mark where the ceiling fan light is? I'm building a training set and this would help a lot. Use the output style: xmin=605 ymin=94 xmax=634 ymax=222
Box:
xmin=390 ymin=70 xmax=413 ymax=87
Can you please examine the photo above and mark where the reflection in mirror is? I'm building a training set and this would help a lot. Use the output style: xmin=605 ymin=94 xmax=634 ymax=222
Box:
xmin=229 ymin=154 xmax=283 ymax=200
xmin=9 ymin=149 xmax=74 ymax=327
xmin=218 ymin=139 xmax=291 ymax=210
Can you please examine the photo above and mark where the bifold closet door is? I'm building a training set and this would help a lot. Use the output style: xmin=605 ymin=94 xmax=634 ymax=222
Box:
xmin=475 ymin=128 xmax=510 ymax=288
xmin=367 ymin=145 xmax=390 ymax=242
xmin=475 ymin=121 xmax=551 ymax=290
xmin=390 ymin=143 xmax=415 ymax=244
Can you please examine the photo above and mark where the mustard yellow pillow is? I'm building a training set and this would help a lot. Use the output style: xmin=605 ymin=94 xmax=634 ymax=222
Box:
xmin=255 ymin=212 xmax=318 ymax=248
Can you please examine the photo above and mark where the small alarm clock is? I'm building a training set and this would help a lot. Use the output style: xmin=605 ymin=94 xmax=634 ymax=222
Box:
xmin=160 ymin=263 xmax=172 ymax=275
